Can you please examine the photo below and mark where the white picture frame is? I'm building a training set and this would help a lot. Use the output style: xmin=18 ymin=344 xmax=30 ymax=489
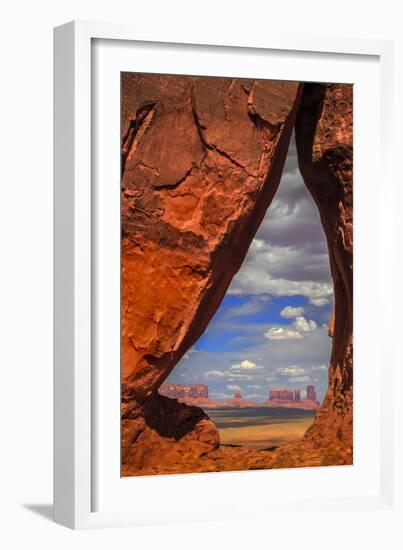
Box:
xmin=54 ymin=20 xmax=398 ymax=530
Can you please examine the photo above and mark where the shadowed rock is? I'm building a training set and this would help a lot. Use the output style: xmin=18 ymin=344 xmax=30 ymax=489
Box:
xmin=121 ymin=74 xmax=353 ymax=475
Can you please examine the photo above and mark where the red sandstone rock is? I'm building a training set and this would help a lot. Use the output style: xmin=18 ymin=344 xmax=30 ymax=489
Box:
xmin=264 ymin=399 xmax=319 ymax=411
xmin=221 ymin=391 xmax=257 ymax=408
xmin=122 ymin=393 xmax=220 ymax=469
xmin=121 ymin=74 xmax=302 ymax=474
xmin=268 ymin=387 xmax=294 ymax=401
xmin=121 ymin=75 xmax=301 ymax=399
xmin=269 ymin=83 xmax=353 ymax=468
xmin=264 ymin=386 xmax=319 ymax=411
xmin=159 ymin=382 xmax=209 ymax=400
xmin=329 ymin=310 xmax=335 ymax=338
xmin=158 ymin=382 xmax=220 ymax=407
xmin=121 ymin=76 xmax=353 ymax=475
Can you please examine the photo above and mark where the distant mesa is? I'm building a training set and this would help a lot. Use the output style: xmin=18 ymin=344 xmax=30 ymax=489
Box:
xmin=264 ymin=385 xmax=319 ymax=411
xmin=221 ymin=390 xmax=258 ymax=408
xmin=306 ymin=384 xmax=317 ymax=401
xmin=159 ymin=383 xmax=320 ymax=410
xmin=159 ymin=384 xmax=256 ymax=408
xmin=159 ymin=382 xmax=220 ymax=408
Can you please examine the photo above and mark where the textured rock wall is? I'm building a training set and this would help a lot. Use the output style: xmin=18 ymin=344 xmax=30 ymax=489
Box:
xmin=121 ymin=74 xmax=302 ymax=473
xmin=269 ymin=83 xmax=353 ymax=468
xmin=296 ymin=83 xmax=353 ymax=462
xmin=121 ymin=74 xmax=302 ymax=399
xmin=121 ymin=75 xmax=353 ymax=475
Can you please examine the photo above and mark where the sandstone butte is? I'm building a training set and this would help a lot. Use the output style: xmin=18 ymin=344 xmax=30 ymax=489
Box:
xmin=121 ymin=74 xmax=353 ymax=476
xmin=159 ymin=382 xmax=220 ymax=408
xmin=220 ymin=390 xmax=258 ymax=408
xmin=264 ymin=399 xmax=319 ymax=411
xmin=159 ymin=383 xmax=319 ymax=411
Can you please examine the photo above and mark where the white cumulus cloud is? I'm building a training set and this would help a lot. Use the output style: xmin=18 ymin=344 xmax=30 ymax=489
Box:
xmin=280 ymin=306 xmax=305 ymax=318
xmin=204 ymin=370 xmax=225 ymax=379
xmin=228 ymin=263 xmax=333 ymax=306
xmin=264 ymin=327 xmax=303 ymax=340
xmin=311 ymin=364 xmax=328 ymax=371
xmin=204 ymin=369 xmax=253 ymax=381
xmin=293 ymin=316 xmax=317 ymax=333
xmin=276 ymin=366 xmax=306 ymax=376
xmin=230 ymin=359 xmax=263 ymax=371
xmin=310 ymin=297 xmax=331 ymax=307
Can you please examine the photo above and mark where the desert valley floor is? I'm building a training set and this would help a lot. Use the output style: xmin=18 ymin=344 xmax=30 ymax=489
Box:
xmin=206 ymin=407 xmax=315 ymax=450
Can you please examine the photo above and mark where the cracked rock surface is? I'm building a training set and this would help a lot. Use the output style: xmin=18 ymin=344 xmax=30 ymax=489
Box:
xmin=121 ymin=74 xmax=353 ymax=475
xmin=277 ymin=83 xmax=353 ymax=468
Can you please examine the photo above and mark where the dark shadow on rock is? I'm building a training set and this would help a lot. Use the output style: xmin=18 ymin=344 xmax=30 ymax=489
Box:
xmin=23 ymin=503 xmax=53 ymax=522
xmin=143 ymin=393 xmax=208 ymax=440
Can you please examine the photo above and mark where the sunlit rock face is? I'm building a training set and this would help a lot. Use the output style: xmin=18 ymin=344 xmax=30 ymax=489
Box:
xmin=121 ymin=75 xmax=353 ymax=475
xmin=283 ymin=83 xmax=353 ymax=467
xmin=121 ymin=75 xmax=302 ymax=400
xmin=121 ymin=74 xmax=301 ymax=474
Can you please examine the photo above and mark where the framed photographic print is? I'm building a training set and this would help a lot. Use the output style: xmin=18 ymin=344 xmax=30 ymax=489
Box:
xmin=54 ymin=21 xmax=397 ymax=530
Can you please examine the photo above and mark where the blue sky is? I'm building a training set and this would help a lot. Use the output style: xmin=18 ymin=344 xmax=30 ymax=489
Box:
xmin=164 ymin=134 xmax=334 ymax=403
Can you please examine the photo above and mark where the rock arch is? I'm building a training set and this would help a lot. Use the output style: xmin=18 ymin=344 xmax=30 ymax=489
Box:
xmin=121 ymin=74 xmax=353 ymax=475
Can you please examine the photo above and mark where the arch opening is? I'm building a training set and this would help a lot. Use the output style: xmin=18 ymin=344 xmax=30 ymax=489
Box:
xmin=159 ymin=132 xmax=333 ymax=452
xmin=121 ymin=75 xmax=353 ymax=476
